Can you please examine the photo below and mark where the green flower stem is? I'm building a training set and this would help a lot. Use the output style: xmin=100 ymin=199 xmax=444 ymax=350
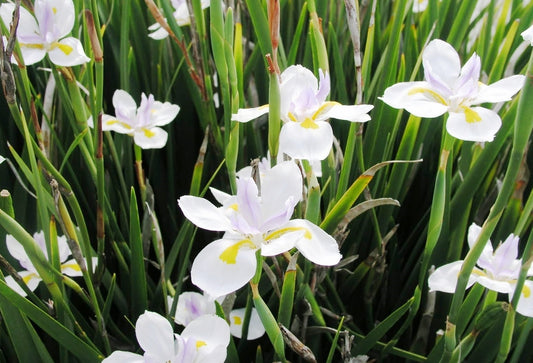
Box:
xmin=418 ymin=130 xmax=454 ymax=288
xmin=133 ymin=144 xmax=146 ymax=204
xmin=444 ymin=50 xmax=533 ymax=361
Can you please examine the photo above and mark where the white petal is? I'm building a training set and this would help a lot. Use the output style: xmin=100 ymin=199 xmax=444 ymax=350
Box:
xmin=474 ymin=75 xmax=526 ymax=104
xmin=60 ymin=258 xmax=83 ymax=277
xmin=101 ymin=115 xmax=134 ymax=134
xmin=148 ymin=23 xmax=169 ymax=40
xmin=279 ymin=120 xmax=333 ymax=160
xmin=174 ymin=291 xmax=216 ymax=326
xmin=6 ymin=234 xmax=30 ymax=264
xmin=229 ymin=308 xmax=265 ymax=339
xmin=47 ymin=37 xmax=90 ymax=66
xmin=148 ymin=101 xmax=180 ymax=127
xmin=191 ymin=238 xmax=258 ymax=298
xmin=1 ymin=4 xmax=42 ymax=44
xmin=232 ymin=105 xmax=269 ymax=123
xmin=181 ymin=315 xmax=230 ymax=350
xmin=0 ymin=155 xmax=4 ymax=164
xmin=4 ymin=272 xmax=41 ymax=296
xmin=522 ymin=25 xmax=533 ymax=45
xmin=428 ymin=261 xmax=477 ymax=293
xmin=476 ymin=275 xmax=514 ymax=294
xmin=380 ymin=82 xmax=449 ymax=118
xmin=135 ymin=311 xmax=175 ymax=359
xmin=102 ymin=351 xmax=144 ymax=363
xmin=56 ymin=234 xmax=72 ymax=263
xmin=319 ymin=103 xmax=373 ymax=123
xmin=210 ymin=187 xmax=233 ymax=205
xmin=34 ymin=0 xmax=75 ymax=40
xmin=261 ymin=228 xmax=300 ymax=256
xmin=288 ymin=219 xmax=341 ymax=265
xmin=514 ymin=280 xmax=533 ymax=318
xmin=178 ymin=195 xmax=232 ymax=232
xmin=423 ymin=39 xmax=461 ymax=89
xmin=133 ymin=127 xmax=168 ymax=149
xmin=19 ymin=45 xmax=47 ymax=66
xmin=113 ymin=90 xmax=138 ymax=123
xmin=446 ymin=107 xmax=501 ymax=142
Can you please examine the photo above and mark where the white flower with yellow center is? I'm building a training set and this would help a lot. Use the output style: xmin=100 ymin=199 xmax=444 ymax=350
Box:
xmin=93 ymin=89 xmax=180 ymax=149
xmin=178 ymin=161 xmax=341 ymax=298
xmin=229 ymin=308 xmax=265 ymax=340
xmin=232 ymin=65 xmax=373 ymax=161
xmin=103 ymin=311 xmax=230 ymax=363
xmin=5 ymin=231 xmax=93 ymax=296
xmin=0 ymin=0 xmax=90 ymax=66
xmin=429 ymin=223 xmax=533 ymax=317
xmin=381 ymin=39 xmax=525 ymax=142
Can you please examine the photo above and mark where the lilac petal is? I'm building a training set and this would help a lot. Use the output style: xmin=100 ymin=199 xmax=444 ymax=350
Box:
xmin=112 ymin=90 xmax=138 ymax=124
xmin=35 ymin=0 xmax=75 ymax=41
xmin=315 ymin=69 xmax=331 ymax=104
xmin=234 ymin=178 xmax=262 ymax=232
xmin=423 ymin=39 xmax=461 ymax=89
xmin=489 ymin=234 xmax=520 ymax=279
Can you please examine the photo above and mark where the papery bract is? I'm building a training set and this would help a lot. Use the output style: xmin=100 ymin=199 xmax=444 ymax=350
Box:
xmin=0 ymin=0 xmax=90 ymax=66
xmin=89 ymin=89 xmax=180 ymax=149
xmin=381 ymin=39 xmax=525 ymax=142
xmin=178 ymin=160 xmax=341 ymax=298
xmin=148 ymin=0 xmax=211 ymax=39
xmin=429 ymin=223 xmax=533 ymax=317
xmin=4 ymin=231 xmax=95 ymax=296
xmin=232 ymin=65 xmax=373 ymax=161
xmin=103 ymin=311 xmax=230 ymax=363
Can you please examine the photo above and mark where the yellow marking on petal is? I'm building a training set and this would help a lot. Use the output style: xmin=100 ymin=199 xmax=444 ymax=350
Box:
xmin=51 ymin=42 xmax=73 ymax=55
xmin=408 ymin=87 xmax=447 ymax=105
xmin=142 ymin=128 xmax=156 ymax=138
xmin=523 ymin=285 xmax=531 ymax=298
xmin=52 ymin=7 xmax=57 ymax=14
xmin=23 ymin=272 xmax=39 ymax=284
xmin=20 ymin=43 xmax=45 ymax=50
xmin=229 ymin=203 xmax=239 ymax=211
xmin=106 ymin=119 xmax=132 ymax=129
xmin=301 ymin=117 xmax=319 ymax=129
xmin=61 ymin=263 xmax=81 ymax=272
xmin=462 ymin=106 xmax=482 ymax=123
xmin=196 ymin=340 xmax=207 ymax=349
xmin=265 ymin=227 xmax=311 ymax=241
xmin=233 ymin=316 xmax=242 ymax=325
xmin=288 ymin=112 xmax=298 ymax=122
xmin=471 ymin=269 xmax=486 ymax=277
xmin=311 ymin=101 xmax=339 ymax=120
xmin=219 ymin=239 xmax=256 ymax=264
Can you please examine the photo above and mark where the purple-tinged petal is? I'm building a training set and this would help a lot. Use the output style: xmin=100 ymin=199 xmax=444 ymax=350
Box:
xmin=35 ymin=0 xmax=75 ymax=41
xmin=112 ymin=90 xmax=138 ymax=124
xmin=423 ymin=39 xmax=461 ymax=89
xmin=315 ymin=69 xmax=330 ymax=104
xmin=174 ymin=291 xmax=216 ymax=326
xmin=489 ymin=234 xmax=521 ymax=279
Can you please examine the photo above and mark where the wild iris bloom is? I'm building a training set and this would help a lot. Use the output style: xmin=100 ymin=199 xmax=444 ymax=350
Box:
xmin=91 ymin=90 xmax=180 ymax=149
xmin=0 ymin=0 xmax=90 ymax=66
xmin=381 ymin=39 xmax=525 ymax=142
xmin=103 ymin=311 xmax=230 ymax=363
xmin=522 ymin=25 xmax=533 ymax=45
xmin=429 ymin=223 xmax=533 ymax=317
xmin=232 ymin=65 xmax=373 ymax=161
xmin=171 ymin=291 xmax=217 ymax=326
xmin=5 ymin=231 xmax=94 ymax=296
xmin=178 ymin=160 xmax=341 ymax=298
xmin=148 ymin=0 xmax=210 ymax=39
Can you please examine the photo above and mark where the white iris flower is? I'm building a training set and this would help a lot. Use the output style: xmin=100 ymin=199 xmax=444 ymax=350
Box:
xmin=429 ymin=223 xmax=533 ymax=317
xmin=232 ymin=65 xmax=373 ymax=161
xmin=381 ymin=39 xmax=525 ymax=142
xmin=178 ymin=160 xmax=341 ymax=298
xmin=0 ymin=0 xmax=90 ymax=66
xmin=148 ymin=0 xmax=211 ymax=39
